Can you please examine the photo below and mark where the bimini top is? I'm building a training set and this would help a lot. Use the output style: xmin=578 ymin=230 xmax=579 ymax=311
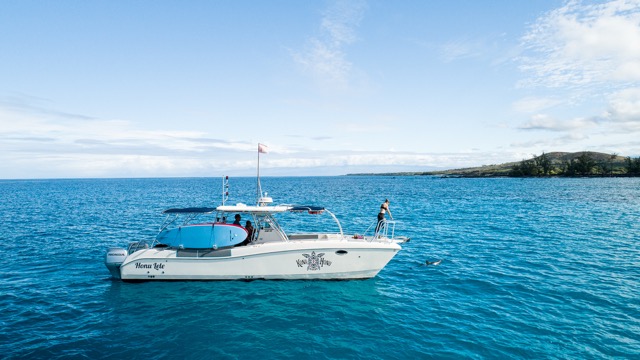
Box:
xmin=215 ymin=204 xmax=326 ymax=214
xmin=215 ymin=203 xmax=292 ymax=214
xmin=162 ymin=207 xmax=217 ymax=214
xmin=289 ymin=205 xmax=325 ymax=214
xmin=162 ymin=204 xmax=327 ymax=215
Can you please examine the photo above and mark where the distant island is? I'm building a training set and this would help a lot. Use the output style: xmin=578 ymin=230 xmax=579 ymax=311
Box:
xmin=348 ymin=151 xmax=640 ymax=178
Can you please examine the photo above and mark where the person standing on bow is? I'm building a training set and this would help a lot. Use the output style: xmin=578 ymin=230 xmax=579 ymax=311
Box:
xmin=376 ymin=199 xmax=393 ymax=233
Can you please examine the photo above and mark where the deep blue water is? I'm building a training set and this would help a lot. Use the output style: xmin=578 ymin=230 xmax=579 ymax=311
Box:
xmin=0 ymin=176 xmax=639 ymax=359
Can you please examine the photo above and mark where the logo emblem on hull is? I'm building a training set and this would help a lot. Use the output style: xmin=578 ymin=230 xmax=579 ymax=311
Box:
xmin=296 ymin=251 xmax=332 ymax=271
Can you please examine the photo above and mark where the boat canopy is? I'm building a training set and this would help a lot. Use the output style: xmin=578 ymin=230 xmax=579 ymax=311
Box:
xmin=215 ymin=204 xmax=326 ymax=215
xmin=289 ymin=205 xmax=325 ymax=214
xmin=163 ymin=204 xmax=327 ymax=215
xmin=162 ymin=207 xmax=217 ymax=214
xmin=215 ymin=204 xmax=291 ymax=213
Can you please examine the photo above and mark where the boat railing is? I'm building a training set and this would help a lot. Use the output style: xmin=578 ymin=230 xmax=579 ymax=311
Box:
xmin=363 ymin=220 xmax=397 ymax=242
xmin=324 ymin=209 xmax=344 ymax=238
xmin=127 ymin=241 xmax=150 ymax=254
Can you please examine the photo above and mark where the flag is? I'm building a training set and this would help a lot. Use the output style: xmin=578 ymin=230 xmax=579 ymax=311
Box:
xmin=258 ymin=143 xmax=268 ymax=154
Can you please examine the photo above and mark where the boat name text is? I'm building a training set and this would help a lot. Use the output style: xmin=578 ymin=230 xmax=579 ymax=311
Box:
xmin=135 ymin=262 xmax=165 ymax=270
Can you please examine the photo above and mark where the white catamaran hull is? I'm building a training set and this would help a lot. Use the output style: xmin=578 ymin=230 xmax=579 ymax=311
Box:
xmin=117 ymin=240 xmax=401 ymax=281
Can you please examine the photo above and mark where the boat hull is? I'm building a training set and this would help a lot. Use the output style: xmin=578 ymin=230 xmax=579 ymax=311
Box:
xmin=117 ymin=241 xmax=401 ymax=281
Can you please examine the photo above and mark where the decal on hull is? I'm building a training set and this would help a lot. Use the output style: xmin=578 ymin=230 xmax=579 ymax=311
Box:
xmin=297 ymin=251 xmax=332 ymax=271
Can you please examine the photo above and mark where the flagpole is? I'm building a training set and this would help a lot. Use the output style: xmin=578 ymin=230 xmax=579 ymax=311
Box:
xmin=257 ymin=144 xmax=261 ymax=203
xmin=256 ymin=143 xmax=272 ymax=206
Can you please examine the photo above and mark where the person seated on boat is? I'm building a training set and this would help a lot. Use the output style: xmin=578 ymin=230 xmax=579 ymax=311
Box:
xmin=233 ymin=214 xmax=241 ymax=225
xmin=376 ymin=199 xmax=393 ymax=233
xmin=242 ymin=220 xmax=255 ymax=245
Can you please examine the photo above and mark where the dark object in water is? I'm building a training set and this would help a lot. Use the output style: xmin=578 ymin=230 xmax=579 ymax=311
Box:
xmin=425 ymin=259 xmax=442 ymax=266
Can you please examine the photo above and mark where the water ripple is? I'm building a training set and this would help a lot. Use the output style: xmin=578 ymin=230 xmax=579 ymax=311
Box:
xmin=0 ymin=177 xmax=639 ymax=358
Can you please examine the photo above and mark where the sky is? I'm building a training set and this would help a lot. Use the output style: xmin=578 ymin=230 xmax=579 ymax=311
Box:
xmin=1 ymin=0 xmax=640 ymax=179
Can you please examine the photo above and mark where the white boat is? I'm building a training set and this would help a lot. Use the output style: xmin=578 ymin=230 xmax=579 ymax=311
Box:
xmin=105 ymin=201 xmax=408 ymax=281
xmin=104 ymin=145 xmax=408 ymax=281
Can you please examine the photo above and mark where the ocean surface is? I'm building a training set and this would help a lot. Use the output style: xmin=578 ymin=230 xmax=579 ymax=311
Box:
xmin=0 ymin=176 xmax=638 ymax=359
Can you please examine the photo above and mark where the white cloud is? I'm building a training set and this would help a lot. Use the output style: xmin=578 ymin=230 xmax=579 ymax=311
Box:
xmin=0 ymin=98 xmax=536 ymax=177
xmin=512 ymin=96 xmax=562 ymax=113
xmin=261 ymin=150 xmax=513 ymax=172
xmin=0 ymin=99 xmax=263 ymax=178
xmin=292 ymin=0 xmax=367 ymax=87
xmin=293 ymin=39 xmax=352 ymax=86
xmin=512 ymin=0 xmax=640 ymax=157
xmin=320 ymin=1 xmax=364 ymax=45
xmin=519 ymin=0 xmax=640 ymax=89
xmin=509 ymin=133 xmax=593 ymax=153
xmin=606 ymin=87 xmax=640 ymax=122
xmin=518 ymin=113 xmax=598 ymax=131
xmin=512 ymin=87 xmax=640 ymax=156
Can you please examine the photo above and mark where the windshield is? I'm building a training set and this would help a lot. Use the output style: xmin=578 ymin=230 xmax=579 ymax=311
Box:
xmin=272 ymin=210 xmax=342 ymax=235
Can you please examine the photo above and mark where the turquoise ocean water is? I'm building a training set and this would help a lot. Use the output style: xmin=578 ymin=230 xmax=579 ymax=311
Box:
xmin=0 ymin=176 xmax=638 ymax=359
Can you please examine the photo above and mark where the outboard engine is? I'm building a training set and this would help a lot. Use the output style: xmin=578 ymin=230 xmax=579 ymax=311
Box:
xmin=105 ymin=247 xmax=128 ymax=279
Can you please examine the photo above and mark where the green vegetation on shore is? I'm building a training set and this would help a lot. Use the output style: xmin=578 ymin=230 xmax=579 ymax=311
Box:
xmin=348 ymin=152 xmax=640 ymax=177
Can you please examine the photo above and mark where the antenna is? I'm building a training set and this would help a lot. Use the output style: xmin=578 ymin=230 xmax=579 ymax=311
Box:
xmin=222 ymin=176 xmax=229 ymax=205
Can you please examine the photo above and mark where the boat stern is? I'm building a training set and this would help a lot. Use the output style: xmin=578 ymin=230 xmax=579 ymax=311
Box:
xmin=105 ymin=247 xmax=128 ymax=279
